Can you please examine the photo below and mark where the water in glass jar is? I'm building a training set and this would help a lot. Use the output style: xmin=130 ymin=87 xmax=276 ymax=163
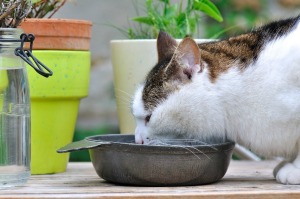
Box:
xmin=0 ymin=67 xmax=30 ymax=188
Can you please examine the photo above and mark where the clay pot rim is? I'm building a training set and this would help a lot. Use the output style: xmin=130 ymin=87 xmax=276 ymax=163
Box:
xmin=23 ymin=18 xmax=92 ymax=26
xmin=20 ymin=18 xmax=92 ymax=50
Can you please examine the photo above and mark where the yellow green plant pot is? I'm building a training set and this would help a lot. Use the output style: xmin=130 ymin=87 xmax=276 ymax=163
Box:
xmin=27 ymin=50 xmax=90 ymax=174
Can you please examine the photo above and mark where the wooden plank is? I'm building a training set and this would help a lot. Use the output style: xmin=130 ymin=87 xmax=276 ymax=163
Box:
xmin=0 ymin=161 xmax=300 ymax=199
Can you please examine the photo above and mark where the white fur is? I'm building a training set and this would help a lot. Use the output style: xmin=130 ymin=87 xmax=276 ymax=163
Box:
xmin=132 ymin=22 xmax=300 ymax=184
xmin=132 ymin=85 xmax=151 ymax=144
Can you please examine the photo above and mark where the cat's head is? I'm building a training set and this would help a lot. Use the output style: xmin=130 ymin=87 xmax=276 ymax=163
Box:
xmin=132 ymin=31 xmax=223 ymax=144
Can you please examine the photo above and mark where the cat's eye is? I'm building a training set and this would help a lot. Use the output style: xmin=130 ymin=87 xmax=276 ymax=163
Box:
xmin=145 ymin=114 xmax=152 ymax=124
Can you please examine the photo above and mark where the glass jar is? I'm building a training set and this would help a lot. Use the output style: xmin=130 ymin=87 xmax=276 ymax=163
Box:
xmin=0 ymin=28 xmax=30 ymax=188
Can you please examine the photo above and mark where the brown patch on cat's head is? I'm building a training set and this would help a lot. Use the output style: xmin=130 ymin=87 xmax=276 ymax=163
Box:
xmin=199 ymin=33 xmax=260 ymax=82
xmin=142 ymin=32 xmax=202 ymax=111
xmin=199 ymin=15 xmax=300 ymax=82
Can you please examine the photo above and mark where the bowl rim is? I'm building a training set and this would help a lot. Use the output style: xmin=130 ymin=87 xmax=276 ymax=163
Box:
xmin=87 ymin=134 xmax=235 ymax=154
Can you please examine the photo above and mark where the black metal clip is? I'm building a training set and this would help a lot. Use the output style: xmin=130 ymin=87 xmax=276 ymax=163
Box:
xmin=15 ymin=33 xmax=53 ymax=78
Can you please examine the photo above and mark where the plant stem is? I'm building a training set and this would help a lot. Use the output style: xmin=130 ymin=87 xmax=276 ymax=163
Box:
xmin=163 ymin=0 xmax=167 ymax=16
xmin=187 ymin=0 xmax=192 ymax=15
xmin=0 ymin=2 xmax=19 ymax=21
xmin=179 ymin=0 xmax=183 ymax=14
xmin=48 ymin=0 xmax=66 ymax=18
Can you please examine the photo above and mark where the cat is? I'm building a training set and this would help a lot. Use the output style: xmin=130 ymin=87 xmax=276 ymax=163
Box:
xmin=131 ymin=15 xmax=300 ymax=185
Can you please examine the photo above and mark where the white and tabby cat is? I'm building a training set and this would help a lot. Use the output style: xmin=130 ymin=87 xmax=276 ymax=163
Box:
xmin=132 ymin=15 xmax=300 ymax=184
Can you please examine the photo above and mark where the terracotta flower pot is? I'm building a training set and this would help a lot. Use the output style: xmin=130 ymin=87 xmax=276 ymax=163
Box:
xmin=19 ymin=18 xmax=92 ymax=50
xmin=19 ymin=18 xmax=92 ymax=174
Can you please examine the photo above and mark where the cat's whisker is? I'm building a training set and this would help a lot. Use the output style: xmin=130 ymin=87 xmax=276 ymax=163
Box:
xmin=115 ymin=103 xmax=132 ymax=111
xmin=114 ymin=99 xmax=131 ymax=107
xmin=187 ymin=146 xmax=212 ymax=160
xmin=114 ymin=95 xmax=132 ymax=105
xmin=114 ymin=88 xmax=133 ymax=99
xmin=114 ymin=93 xmax=133 ymax=105
xmin=188 ymin=140 xmax=219 ymax=151
xmin=114 ymin=91 xmax=132 ymax=100
xmin=147 ymin=139 xmax=213 ymax=160
xmin=114 ymin=101 xmax=132 ymax=111
xmin=147 ymin=140 xmax=202 ymax=160
xmin=157 ymin=138 xmax=219 ymax=151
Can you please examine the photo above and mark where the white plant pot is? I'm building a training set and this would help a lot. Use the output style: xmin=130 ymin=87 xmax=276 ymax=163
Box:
xmin=111 ymin=40 xmax=157 ymax=133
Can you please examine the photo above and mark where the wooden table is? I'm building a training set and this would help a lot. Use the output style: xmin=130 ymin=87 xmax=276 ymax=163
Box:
xmin=1 ymin=161 xmax=300 ymax=199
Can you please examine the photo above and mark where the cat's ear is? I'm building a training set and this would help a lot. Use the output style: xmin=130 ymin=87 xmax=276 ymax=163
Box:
xmin=172 ymin=37 xmax=202 ymax=79
xmin=157 ymin=31 xmax=177 ymax=62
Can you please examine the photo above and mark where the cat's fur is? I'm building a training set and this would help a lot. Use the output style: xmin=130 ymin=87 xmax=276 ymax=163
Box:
xmin=132 ymin=15 xmax=300 ymax=184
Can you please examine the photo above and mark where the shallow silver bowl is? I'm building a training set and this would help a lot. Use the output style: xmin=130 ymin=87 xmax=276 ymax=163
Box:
xmin=58 ymin=134 xmax=235 ymax=186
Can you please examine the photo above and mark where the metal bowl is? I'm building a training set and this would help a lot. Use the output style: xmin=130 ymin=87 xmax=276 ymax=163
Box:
xmin=58 ymin=134 xmax=235 ymax=186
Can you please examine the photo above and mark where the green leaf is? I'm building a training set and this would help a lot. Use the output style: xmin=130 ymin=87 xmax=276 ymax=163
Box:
xmin=31 ymin=0 xmax=41 ymax=3
xmin=164 ymin=4 xmax=177 ymax=18
xmin=193 ymin=0 xmax=223 ymax=22
xmin=184 ymin=13 xmax=191 ymax=36
xmin=128 ymin=28 xmax=135 ymax=39
xmin=158 ymin=0 xmax=170 ymax=4
xmin=176 ymin=12 xmax=186 ymax=25
xmin=148 ymin=9 xmax=166 ymax=31
xmin=176 ymin=13 xmax=188 ymax=35
xmin=146 ymin=0 xmax=153 ymax=8
xmin=132 ymin=16 xmax=154 ymax=25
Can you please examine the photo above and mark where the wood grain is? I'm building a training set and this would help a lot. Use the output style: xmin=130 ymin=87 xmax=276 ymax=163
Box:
xmin=1 ymin=160 xmax=300 ymax=199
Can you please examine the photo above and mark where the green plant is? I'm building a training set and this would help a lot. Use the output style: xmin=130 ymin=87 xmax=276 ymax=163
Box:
xmin=27 ymin=0 xmax=67 ymax=18
xmin=0 ymin=0 xmax=31 ymax=28
xmin=202 ymin=0 xmax=269 ymax=39
xmin=0 ymin=0 xmax=67 ymax=28
xmin=122 ymin=0 xmax=223 ymax=39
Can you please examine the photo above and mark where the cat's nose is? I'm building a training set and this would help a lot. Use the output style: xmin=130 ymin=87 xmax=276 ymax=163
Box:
xmin=135 ymin=134 xmax=143 ymax=144
xmin=135 ymin=125 xmax=149 ymax=144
